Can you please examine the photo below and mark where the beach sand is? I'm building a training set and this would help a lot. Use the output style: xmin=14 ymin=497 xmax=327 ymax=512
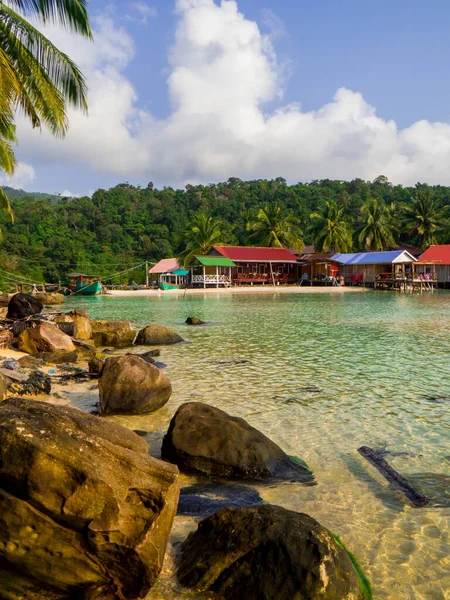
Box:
xmin=108 ymin=285 xmax=366 ymax=297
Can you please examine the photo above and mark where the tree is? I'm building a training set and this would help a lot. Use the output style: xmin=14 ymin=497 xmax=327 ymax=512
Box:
xmin=358 ymin=198 xmax=395 ymax=251
xmin=406 ymin=186 xmax=441 ymax=249
xmin=245 ymin=203 xmax=303 ymax=250
xmin=310 ymin=200 xmax=352 ymax=253
xmin=0 ymin=0 xmax=91 ymax=216
xmin=179 ymin=213 xmax=222 ymax=266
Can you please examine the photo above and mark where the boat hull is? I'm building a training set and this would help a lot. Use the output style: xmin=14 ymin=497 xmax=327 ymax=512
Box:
xmin=160 ymin=282 xmax=181 ymax=290
xmin=75 ymin=281 xmax=103 ymax=295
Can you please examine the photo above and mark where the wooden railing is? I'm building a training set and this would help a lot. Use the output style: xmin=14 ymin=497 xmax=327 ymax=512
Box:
xmin=191 ymin=274 xmax=231 ymax=285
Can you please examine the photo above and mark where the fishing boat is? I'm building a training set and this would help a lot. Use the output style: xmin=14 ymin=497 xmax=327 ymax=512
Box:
xmin=159 ymin=268 xmax=189 ymax=290
xmin=60 ymin=273 xmax=103 ymax=296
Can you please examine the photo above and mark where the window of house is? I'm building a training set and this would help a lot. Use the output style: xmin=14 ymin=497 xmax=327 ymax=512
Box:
xmin=238 ymin=266 xmax=243 ymax=274
xmin=259 ymin=264 xmax=265 ymax=274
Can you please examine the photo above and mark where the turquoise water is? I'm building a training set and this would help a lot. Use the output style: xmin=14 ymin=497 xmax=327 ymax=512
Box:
xmin=66 ymin=291 xmax=450 ymax=599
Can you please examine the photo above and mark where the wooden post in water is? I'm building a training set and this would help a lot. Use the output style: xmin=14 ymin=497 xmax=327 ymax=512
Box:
xmin=146 ymin=261 xmax=149 ymax=288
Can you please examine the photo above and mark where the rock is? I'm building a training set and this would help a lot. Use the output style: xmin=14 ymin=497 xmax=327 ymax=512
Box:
xmin=9 ymin=370 xmax=51 ymax=396
xmin=0 ymin=329 xmax=13 ymax=349
xmin=177 ymin=505 xmax=371 ymax=600
xmin=7 ymin=293 xmax=43 ymax=320
xmin=161 ymin=402 xmax=314 ymax=483
xmin=19 ymin=355 xmax=46 ymax=369
xmin=185 ymin=317 xmax=205 ymax=325
xmin=178 ymin=483 xmax=264 ymax=518
xmin=99 ymin=355 xmax=172 ymax=416
xmin=73 ymin=339 xmax=97 ymax=360
xmin=91 ymin=320 xmax=136 ymax=348
xmin=17 ymin=322 xmax=76 ymax=356
xmin=88 ymin=353 xmax=105 ymax=375
xmin=0 ymin=368 xmax=27 ymax=382
xmin=131 ymin=352 xmax=166 ymax=369
xmin=141 ymin=349 xmax=161 ymax=357
xmin=34 ymin=351 xmax=78 ymax=365
xmin=54 ymin=312 xmax=92 ymax=341
xmin=35 ymin=292 xmax=65 ymax=305
xmin=0 ymin=293 xmax=10 ymax=306
xmin=0 ymin=398 xmax=180 ymax=599
xmin=2 ymin=358 xmax=20 ymax=370
xmin=136 ymin=324 xmax=184 ymax=345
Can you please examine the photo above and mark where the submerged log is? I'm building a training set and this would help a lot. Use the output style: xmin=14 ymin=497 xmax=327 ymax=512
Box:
xmin=358 ymin=445 xmax=430 ymax=507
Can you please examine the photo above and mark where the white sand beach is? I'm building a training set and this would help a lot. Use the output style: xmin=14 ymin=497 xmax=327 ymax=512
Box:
xmin=107 ymin=286 xmax=366 ymax=297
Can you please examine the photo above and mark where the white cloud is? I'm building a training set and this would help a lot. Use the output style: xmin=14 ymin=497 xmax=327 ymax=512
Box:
xmin=0 ymin=162 xmax=36 ymax=189
xmin=13 ymin=0 xmax=450 ymax=189
xmin=60 ymin=190 xmax=80 ymax=198
xmin=125 ymin=2 xmax=158 ymax=25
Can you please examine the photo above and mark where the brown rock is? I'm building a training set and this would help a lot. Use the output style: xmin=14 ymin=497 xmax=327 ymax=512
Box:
xmin=162 ymin=402 xmax=314 ymax=483
xmin=135 ymin=324 xmax=184 ymax=345
xmin=91 ymin=320 xmax=136 ymax=347
xmin=177 ymin=505 xmax=369 ymax=600
xmin=35 ymin=292 xmax=65 ymax=305
xmin=0 ymin=398 xmax=180 ymax=599
xmin=0 ymin=329 xmax=13 ymax=349
xmin=99 ymin=354 xmax=172 ymax=415
xmin=17 ymin=322 xmax=76 ymax=355
xmin=55 ymin=312 xmax=92 ymax=340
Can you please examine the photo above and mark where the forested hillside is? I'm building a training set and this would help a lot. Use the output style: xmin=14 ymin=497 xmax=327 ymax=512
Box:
xmin=1 ymin=177 xmax=449 ymax=285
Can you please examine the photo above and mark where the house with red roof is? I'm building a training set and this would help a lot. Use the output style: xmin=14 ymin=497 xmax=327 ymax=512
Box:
xmin=419 ymin=245 xmax=450 ymax=286
xmin=206 ymin=246 xmax=299 ymax=285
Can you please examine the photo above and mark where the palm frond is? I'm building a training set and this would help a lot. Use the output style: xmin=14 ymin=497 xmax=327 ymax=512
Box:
xmin=7 ymin=0 xmax=92 ymax=38
xmin=0 ymin=186 xmax=14 ymax=223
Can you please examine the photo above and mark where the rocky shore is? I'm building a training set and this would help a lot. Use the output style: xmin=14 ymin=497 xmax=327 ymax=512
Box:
xmin=0 ymin=293 xmax=372 ymax=599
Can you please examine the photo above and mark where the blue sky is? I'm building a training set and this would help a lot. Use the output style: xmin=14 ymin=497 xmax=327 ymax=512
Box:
xmin=6 ymin=0 xmax=450 ymax=195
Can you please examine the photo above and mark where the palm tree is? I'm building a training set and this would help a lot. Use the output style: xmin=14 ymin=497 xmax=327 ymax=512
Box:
xmin=246 ymin=203 xmax=303 ymax=250
xmin=0 ymin=0 xmax=91 ymax=217
xmin=358 ymin=198 xmax=395 ymax=251
xmin=406 ymin=186 xmax=441 ymax=250
xmin=179 ymin=213 xmax=222 ymax=266
xmin=310 ymin=200 xmax=352 ymax=253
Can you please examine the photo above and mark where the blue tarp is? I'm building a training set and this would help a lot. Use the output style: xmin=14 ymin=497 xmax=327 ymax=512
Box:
xmin=171 ymin=269 xmax=189 ymax=276
xmin=332 ymin=251 xmax=416 ymax=265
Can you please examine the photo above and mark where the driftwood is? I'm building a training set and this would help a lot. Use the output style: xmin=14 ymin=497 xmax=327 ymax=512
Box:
xmin=358 ymin=445 xmax=430 ymax=507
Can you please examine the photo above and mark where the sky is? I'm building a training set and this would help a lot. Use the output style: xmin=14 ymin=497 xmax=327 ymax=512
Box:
xmin=4 ymin=0 xmax=450 ymax=196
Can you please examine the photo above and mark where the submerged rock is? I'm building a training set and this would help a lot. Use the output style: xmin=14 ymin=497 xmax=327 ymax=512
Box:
xmin=7 ymin=293 xmax=43 ymax=320
xmin=91 ymin=319 xmax=136 ymax=347
xmin=0 ymin=398 xmax=179 ymax=599
xmin=161 ymin=402 xmax=314 ymax=483
xmin=177 ymin=505 xmax=371 ymax=600
xmin=99 ymin=354 xmax=172 ymax=415
xmin=185 ymin=317 xmax=205 ymax=326
xmin=178 ymin=483 xmax=264 ymax=517
xmin=17 ymin=322 xmax=76 ymax=356
xmin=135 ymin=324 xmax=184 ymax=345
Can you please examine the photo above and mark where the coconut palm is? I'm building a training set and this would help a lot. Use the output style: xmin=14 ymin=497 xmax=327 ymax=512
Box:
xmin=179 ymin=213 xmax=222 ymax=266
xmin=310 ymin=200 xmax=352 ymax=253
xmin=406 ymin=187 xmax=441 ymax=250
xmin=246 ymin=203 xmax=303 ymax=250
xmin=0 ymin=0 xmax=91 ymax=219
xmin=358 ymin=198 xmax=395 ymax=251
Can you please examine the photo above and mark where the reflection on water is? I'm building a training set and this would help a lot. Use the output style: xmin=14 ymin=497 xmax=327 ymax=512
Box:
xmin=66 ymin=291 xmax=450 ymax=599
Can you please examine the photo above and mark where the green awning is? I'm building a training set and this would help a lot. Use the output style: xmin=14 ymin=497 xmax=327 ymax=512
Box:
xmin=172 ymin=269 xmax=189 ymax=276
xmin=194 ymin=256 xmax=236 ymax=267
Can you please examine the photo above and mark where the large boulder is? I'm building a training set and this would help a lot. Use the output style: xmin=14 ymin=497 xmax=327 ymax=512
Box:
xmin=35 ymin=292 xmax=65 ymax=306
xmin=177 ymin=505 xmax=371 ymax=600
xmin=55 ymin=312 xmax=92 ymax=341
xmin=7 ymin=293 xmax=43 ymax=320
xmin=135 ymin=324 xmax=184 ymax=346
xmin=185 ymin=317 xmax=205 ymax=326
xmin=0 ymin=398 xmax=180 ymax=600
xmin=99 ymin=355 xmax=172 ymax=415
xmin=91 ymin=320 xmax=136 ymax=347
xmin=17 ymin=321 xmax=76 ymax=356
xmin=161 ymin=402 xmax=314 ymax=483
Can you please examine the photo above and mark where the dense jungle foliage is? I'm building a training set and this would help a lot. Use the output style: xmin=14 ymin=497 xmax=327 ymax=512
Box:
xmin=1 ymin=176 xmax=449 ymax=286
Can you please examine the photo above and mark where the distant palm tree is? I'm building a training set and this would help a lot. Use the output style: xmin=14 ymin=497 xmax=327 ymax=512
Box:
xmin=358 ymin=198 xmax=395 ymax=251
xmin=246 ymin=203 xmax=303 ymax=250
xmin=0 ymin=0 xmax=91 ymax=216
xmin=406 ymin=187 xmax=441 ymax=250
xmin=310 ymin=200 xmax=352 ymax=253
xmin=179 ymin=213 xmax=222 ymax=266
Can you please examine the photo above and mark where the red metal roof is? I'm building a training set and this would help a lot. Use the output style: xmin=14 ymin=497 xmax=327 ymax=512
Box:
xmin=149 ymin=258 xmax=180 ymax=274
xmin=419 ymin=245 xmax=450 ymax=264
xmin=212 ymin=246 xmax=298 ymax=263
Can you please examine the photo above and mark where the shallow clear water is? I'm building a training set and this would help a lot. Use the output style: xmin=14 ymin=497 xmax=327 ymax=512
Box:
xmin=66 ymin=291 xmax=450 ymax=599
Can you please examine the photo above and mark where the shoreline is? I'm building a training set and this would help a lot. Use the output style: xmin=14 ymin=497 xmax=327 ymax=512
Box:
xmin=107 ymin=286 xmax=367 ymax=297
